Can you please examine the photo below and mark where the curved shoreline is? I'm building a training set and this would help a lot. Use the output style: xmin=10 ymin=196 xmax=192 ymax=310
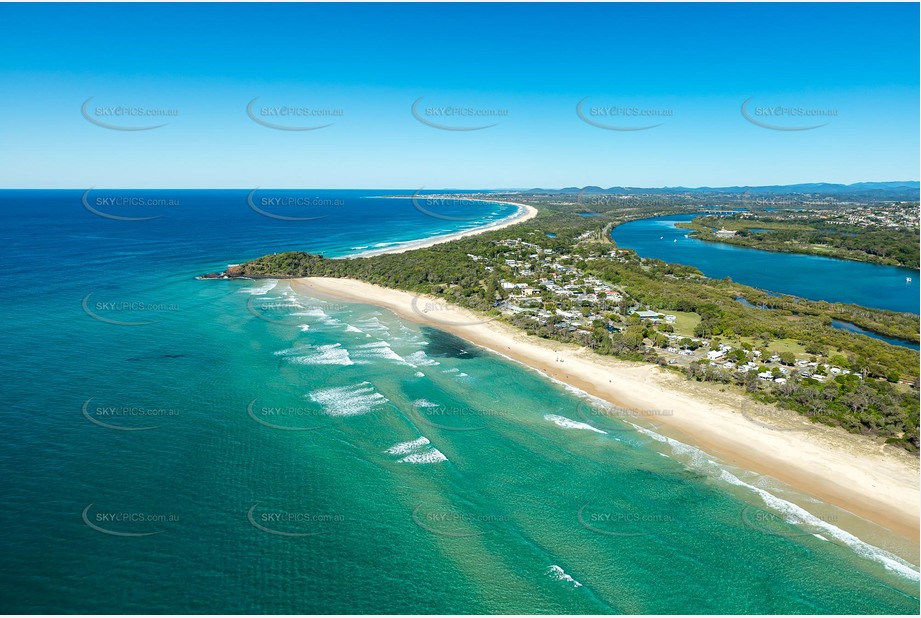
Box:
xmin=290 ymin=276 xmax=920 ymax=565
xmin=347 ymin=199 xmax=538 ymax=258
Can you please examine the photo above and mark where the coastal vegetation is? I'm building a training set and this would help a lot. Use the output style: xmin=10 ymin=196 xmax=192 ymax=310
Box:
xmin=226 ymin=197 xmax=920 ymax=452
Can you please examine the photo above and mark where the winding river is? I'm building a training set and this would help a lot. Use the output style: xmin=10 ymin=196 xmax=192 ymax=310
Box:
xmin=611 ymin=213 xmax=919 ymax=315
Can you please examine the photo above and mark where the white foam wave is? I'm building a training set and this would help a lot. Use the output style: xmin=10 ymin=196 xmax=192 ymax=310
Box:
xmin=544 ymin=414 xmax=607 ymax=435
xmin=413 ymin=399 xmax=439 ymax=408
xmin=238 ymin=280 xmax=278 ymax=295
xmin=344 ymin=325 xmax=364 ymax=333
xmin=718 ymin=468 xmax=920 ymax=582
xmin=372 ymin=240 xmax=413 ymax=248
xmin=406 ymin=351 xmax=440 ymax=366
xmin=414 ymin=371 xmax=425 ymax=377
xmin=634 ymin=425 xmax=710 ymax=470
xmin=355 ymin=341 xmax=391 ymax=349
xmin=546 ymin=565 xmax=582 ymax=588
xmin=385 ymin=435 xmax=447 ymax=464
xmin=279 ymin=343 xmax=353 ymax=366
xmin=351 ymin=341 xmax=412 ymax=365
xmin=386 ymin=436 xmax=431 ymax=455
xmin=274 ymin=345 xmax=309 ymax=356
xmin=307 ymin=382 xmax=388 ymax=417
xmin=399 ymin=449 xmax=447 ymax=464
xmin=288 ymin=307 xmax=341 ymax=326
xmin=299 ymin=324 xmax=310 ymax=332
xmin=356 ymin=316 xmax=390 ymax=334
xmin=279 ymin=291 xmax=306 ymax=309
xmin=630 ymin=423 xmax=920 ymax=581
xmin=291 ymin=308 xmax=328 ymax=318
xmin=480 ymin=342 xmax=920 ymax=580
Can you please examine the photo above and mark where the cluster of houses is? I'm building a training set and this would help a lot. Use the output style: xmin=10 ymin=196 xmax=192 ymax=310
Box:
xmin=484 ymin=239 xmax=631 ymax=333
xmin=826 ymin=203 xmax=919 ymax=229
xmin=475 ymin=236 xmax=862 ymax=384
xmin=701 ymin=343 xmax=857 ymax=384
xmin=730 ymin=203 xmax=918 ymax=231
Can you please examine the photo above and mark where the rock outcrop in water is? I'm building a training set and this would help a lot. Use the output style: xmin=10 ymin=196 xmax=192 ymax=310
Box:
xmin=197 ymin=254 xmax=324 ymax=279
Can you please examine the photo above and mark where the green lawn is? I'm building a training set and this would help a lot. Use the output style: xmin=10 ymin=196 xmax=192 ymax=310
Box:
xmin=733 ymin=335 xmax=808 ymax=358
xmin=668 ymin=310 xmax=701 ymax=337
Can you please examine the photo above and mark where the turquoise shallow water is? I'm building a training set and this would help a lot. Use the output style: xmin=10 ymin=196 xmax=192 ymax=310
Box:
xmin=0 ymin=191 xmax=918 ymax=613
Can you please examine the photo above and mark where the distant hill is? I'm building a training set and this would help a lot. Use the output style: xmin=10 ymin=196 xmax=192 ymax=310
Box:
xmin=524 ymin=181 xmax=920 ymax=201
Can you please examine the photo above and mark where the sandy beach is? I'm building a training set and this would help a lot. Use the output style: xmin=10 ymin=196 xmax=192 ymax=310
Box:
xmin=349 ymin=199 xmax=538 ymax=258
xmin=291 ymin=276 xmax=920 ymax=553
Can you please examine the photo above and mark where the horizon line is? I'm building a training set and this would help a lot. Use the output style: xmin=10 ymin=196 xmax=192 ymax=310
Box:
xmin=0 ymin=181 xmax=918 ymax=192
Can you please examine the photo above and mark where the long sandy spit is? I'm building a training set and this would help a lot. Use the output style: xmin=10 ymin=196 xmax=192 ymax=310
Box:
xmin=349 ymin=200 xmax=538 ymax=258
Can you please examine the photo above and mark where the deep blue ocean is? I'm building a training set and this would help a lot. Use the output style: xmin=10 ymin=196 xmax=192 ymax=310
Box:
xmin=0 ymin=191 xmax=918 ymax=614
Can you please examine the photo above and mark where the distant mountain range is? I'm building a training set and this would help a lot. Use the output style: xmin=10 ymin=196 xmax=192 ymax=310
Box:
xmin=522 ymin=181 xmax=920 ymax=201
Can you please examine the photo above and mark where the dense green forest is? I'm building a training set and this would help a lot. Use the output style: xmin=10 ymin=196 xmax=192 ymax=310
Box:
xmin=227 ymin=198 xmax=920 ymax=452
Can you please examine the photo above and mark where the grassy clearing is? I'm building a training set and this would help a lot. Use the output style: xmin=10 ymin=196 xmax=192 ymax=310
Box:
xmin=668 ymin=310 xmax=701 ymax=336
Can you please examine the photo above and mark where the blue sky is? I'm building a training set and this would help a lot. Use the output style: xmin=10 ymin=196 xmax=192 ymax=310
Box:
xmin=0 ymin=2 xmax=917 ymax=188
